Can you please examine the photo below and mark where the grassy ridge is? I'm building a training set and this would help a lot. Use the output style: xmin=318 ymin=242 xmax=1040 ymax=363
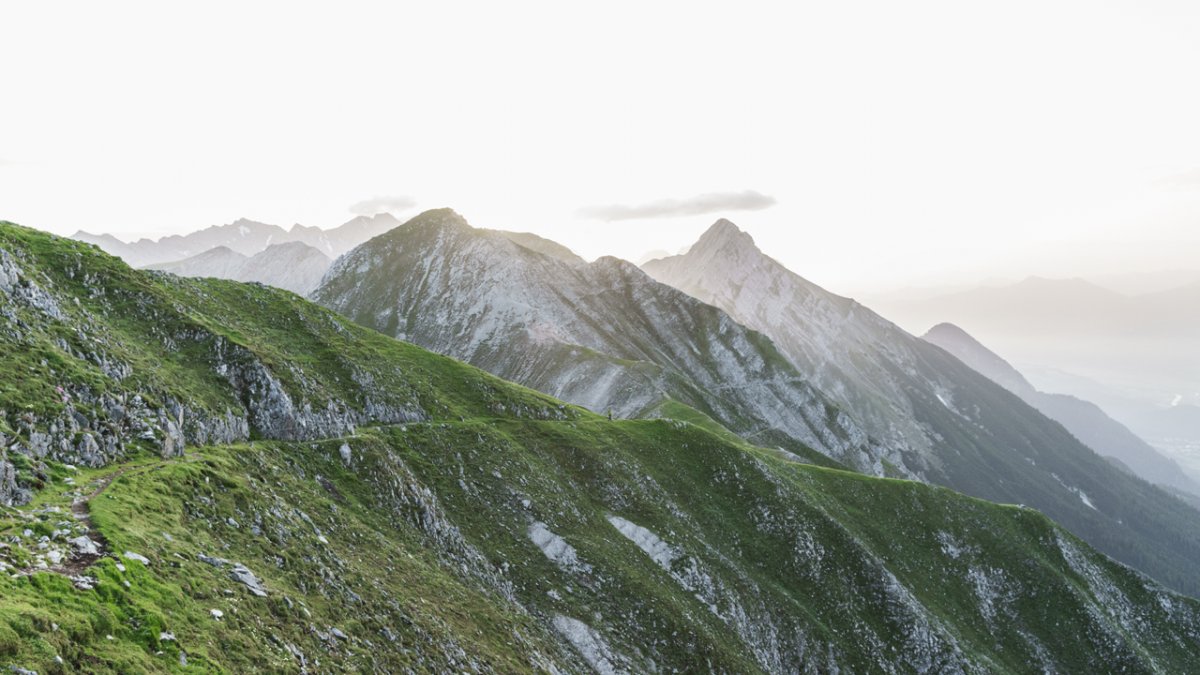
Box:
xmin=3 ymin=420 xmax=1199 ymax=671
xmin=0 ymin=220 xmax=1198 ymax=672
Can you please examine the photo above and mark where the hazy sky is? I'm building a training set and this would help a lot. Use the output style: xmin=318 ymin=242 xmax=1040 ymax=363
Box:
xmin=3 ymin=0 xmax=1200 ymax=293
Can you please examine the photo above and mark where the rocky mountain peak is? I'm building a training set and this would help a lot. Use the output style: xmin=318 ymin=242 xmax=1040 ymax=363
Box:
xmin=589 ymin=255 xmax=648 ymax=281
xmin=229 ymin=217 xmax=268 ymax=230
xmin=397 ymin=208 xmax=470 ymax=235
xmin=492 ymin=230 xmax=585 ymax=264
xmin=690 ymin=218 xmax=759 ymax=257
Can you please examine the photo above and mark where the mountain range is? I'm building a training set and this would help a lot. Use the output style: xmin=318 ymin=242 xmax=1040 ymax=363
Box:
xmin=869 ymin=275 xmax=1200 ymax=479
xmin=922 ymin=322 xmax=1200 ymax=500
xmin=73 ymin=213 xmax=401 ymax=268
xmin=145 ymin=241 xmax=332 ymax=295
xmin=312 ymin=209 xmax=881 ymax=469
xmin=5 ymin=219 xmax=1200 ymax=671
xmin=638 ymin=219 xmax=1200 ymax=596
xmin=59 ymin=210 xmax=1200 ymax=598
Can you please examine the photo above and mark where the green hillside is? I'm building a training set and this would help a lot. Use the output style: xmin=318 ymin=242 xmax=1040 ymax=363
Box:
xmin=1 ymin=221 xmax=1199 ymax=672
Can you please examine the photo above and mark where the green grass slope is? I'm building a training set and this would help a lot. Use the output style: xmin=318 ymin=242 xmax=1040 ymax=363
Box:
xmin=0 ymin=220 xmax=1198 ymax=672
xmin=0 ymin=220 xmax=573 ymax=490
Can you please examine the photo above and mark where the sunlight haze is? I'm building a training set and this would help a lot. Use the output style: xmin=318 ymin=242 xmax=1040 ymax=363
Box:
xmin=3 ymin=0 xmax=1200 ymax=293
xmin=6 ymin=4 xmax=1200 ymax=667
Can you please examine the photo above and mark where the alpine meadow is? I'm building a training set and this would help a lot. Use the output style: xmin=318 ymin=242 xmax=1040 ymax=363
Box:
xmin=4 ymin=2 xmax=1200 ymax=673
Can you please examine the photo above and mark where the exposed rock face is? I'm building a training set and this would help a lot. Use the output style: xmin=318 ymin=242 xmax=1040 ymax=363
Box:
xmin=70 ymin=536 xmax=101 ymax=556
xmin=209 ymin=336 xmax=422 ymax=441
xmin=0 ymin=248 xmax=64 ymax=319
xmin=0 ymin=230 xmax=427 ymax=487
xmin=230 ymin=562 xmax=268 ymax=596
xmin=123 ymin=551 xmax=151 ymax=566
xmin=645 ymin=221 xmax=945 ymax=471
xmin=643 ymin=218 xmax=1200 ymax=597
xmin=0 ymin=456 xmax=21 ymax=506
xmin=6 ymin=389 xmax=250 ymax=472
xmin=313 ymin=209 xmax=882 ymax=468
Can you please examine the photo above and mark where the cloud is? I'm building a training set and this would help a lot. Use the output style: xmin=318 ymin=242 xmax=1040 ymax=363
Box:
xmin=349 ymin=195 xmax=417 ymax=216
xmin=577 ymin=190 xmax=776 ymax=221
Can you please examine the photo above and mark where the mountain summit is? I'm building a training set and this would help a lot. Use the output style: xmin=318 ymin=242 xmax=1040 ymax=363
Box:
xmin=923 ymin=322 xmax=1035 ymax=396
xmin=313 ymin=209 xmax=881 ymax=467
xmin=376 ymin=206 xmax=470 ymax=238
xmin=646 ymin=221 xmax=926 ymax=463
xmin=644 ymin=218 xmax=1200 ymax=596
xmin=691 ymin=218 xmax=755 ymax=251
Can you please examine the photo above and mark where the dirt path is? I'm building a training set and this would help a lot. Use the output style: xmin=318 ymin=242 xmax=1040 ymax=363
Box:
xmin=54 ymin=465 xmax=138 ymax=575
xmin=0 ymin=463 xmax=155 ymax=581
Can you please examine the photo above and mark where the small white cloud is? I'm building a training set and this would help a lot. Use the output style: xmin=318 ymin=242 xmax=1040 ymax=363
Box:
xmin=578 ymin=190 xmax=776 ymax=221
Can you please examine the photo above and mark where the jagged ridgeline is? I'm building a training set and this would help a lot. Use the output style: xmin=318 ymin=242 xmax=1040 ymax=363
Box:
xmin=312 ymin=209 xmax=883 ymax=474
xmin=642 ymin=219 xmax=1200 ymax=598
xmin=1 ymin=221 xmax=1199 ymax=672
xmin=312 ymin=209 xmax=1200 ymax=599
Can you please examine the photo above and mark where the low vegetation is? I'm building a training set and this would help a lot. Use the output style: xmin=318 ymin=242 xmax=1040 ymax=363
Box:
xmin=1 ymin=221 xmax=1198 ymax=672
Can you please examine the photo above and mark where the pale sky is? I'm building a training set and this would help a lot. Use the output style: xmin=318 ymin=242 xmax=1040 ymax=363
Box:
xmin=3 ymin=0 xmax=1200 ymax=294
